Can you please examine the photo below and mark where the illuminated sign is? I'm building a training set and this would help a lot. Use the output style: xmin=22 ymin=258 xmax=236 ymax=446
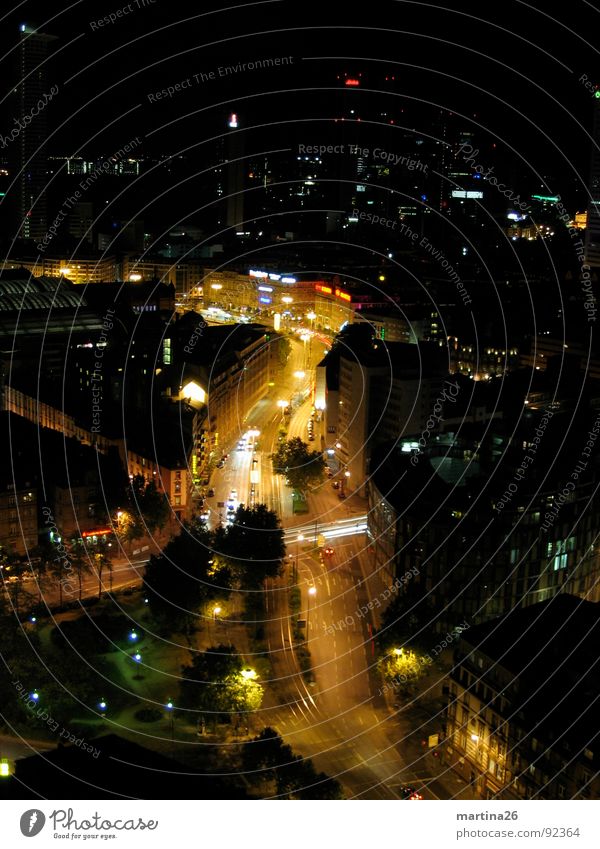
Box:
xmin=259 ymin=296 xmax=272 ymax=304
xmin=345 ymin=79 xmax=360 ymax=86
xmin=335 ymin=288 xmax=351 ymax=302
xmin=258 ymin=285 xmax=273 ymax=292
xmin=228 ymin=113 xmax=238 ymax=128
xmin=250 ymin=270 xmax=296 ymax=283
xmin=451 ymin=190 xmax=483 ymax=199
xmin=82 ymin=528 xmax=112 ymax=538
xmin=316 ymin=284 xmax=332 ymax=294
xmin=531 ymin=194 xmax=559 ymax=203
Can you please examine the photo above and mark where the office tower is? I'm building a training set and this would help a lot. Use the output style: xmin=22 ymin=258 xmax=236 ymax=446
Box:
xmin=14 ymin=24 xmax=57 ymax=241
xmin=225 ymin=112 xmax=245 ymax=232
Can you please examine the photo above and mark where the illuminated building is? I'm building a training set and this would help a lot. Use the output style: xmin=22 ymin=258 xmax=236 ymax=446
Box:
xmin=585 ymin=94 xmax=600 ymax=266
xmin=447 ymin=596 xmax=600 ymax=799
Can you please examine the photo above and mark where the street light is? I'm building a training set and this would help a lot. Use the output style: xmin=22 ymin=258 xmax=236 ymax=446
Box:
xmin=295 ymin=533 xmax=304 ymax=583
xmin=166 ymin=701 xmax=174 ymax=741
xmin=306 ymin=586 xmax=317 ymax=643
xmin=241 ymin=668 xmax=257 ymax=680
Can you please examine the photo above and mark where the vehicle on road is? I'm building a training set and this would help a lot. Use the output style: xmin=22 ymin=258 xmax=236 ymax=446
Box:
xmin=398 ymin=786 xmax=423 ymax=800
xmin=332 ymin=481 xmax=340 ymax=490
xmin=207 ymin=488 xmax=215 ymax=497
xmin=323 ymin=546 xmax=335 ymax=557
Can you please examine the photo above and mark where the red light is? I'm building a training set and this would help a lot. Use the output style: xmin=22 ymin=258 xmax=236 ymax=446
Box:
xmin=82 ymin=528 xmax=112 ymax=538
xmin=345 ymin=79 xmax=360 ymax=86
xmin=316 ymin=284 xmax=332 ymax=294
xmin=335 ymin=288 xmax=351 ymax=302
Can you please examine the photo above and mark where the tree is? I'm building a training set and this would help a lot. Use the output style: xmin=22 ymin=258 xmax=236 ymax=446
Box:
xmin=93 ymin=551 xmax=113 ymax=599
xmin=377 ymin=647 xmax=431 ymax=694
xmin=71 ymin=544 xmax=92 ymax=601
xmin=128 ymin=475 xmax=170 ymax=537
xmin=220 ymin=504 xmax=285 ymax=590
xmin=271 ymin=437 xmax=326 ymax=494
xmin=241 ymin=727 xmax=344 ymax=799
xmin=143 ymin=520 xmax=231 ymax=634
xmin=178 ymin=644 xmax=263 ymax=724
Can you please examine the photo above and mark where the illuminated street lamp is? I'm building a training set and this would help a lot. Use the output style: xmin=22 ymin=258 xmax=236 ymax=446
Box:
xmin=241 ymin=668 xmax=257 ymax=680
xmin=277 ymin=399 xmax=288 ymax=420
xmin=294 ymin=370 xmax=306 ymax=379
xmin=166 ymin=700 xmax=174 ymax=741
xmin=294 ymin=533 xmax=304 ymax=582
xmin=306 ymin=586 xmax=317 ymax=642
xmin=341 ymin=468 xmax=350 ymax=497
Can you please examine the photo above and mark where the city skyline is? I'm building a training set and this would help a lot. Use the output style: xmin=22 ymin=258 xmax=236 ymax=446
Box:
xmin=0 ymin=0 xmax=599 ymax=819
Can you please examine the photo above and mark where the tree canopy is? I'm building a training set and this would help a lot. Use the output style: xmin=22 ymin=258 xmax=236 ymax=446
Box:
xmin=143 ymin=520 xmax=231 ymax=630
xmin=241 ymin=727 xmax=344 ymax=799
xmin=178 ymin=644 xmax=263 ymax=717
xmin=219 ymin=504 xmax=285 ymax=590
xmin=271 ymin=437 xmax=326 ymax=494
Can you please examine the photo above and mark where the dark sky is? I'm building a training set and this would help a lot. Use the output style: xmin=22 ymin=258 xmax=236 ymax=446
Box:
xmin=1 ymin=1 xmax=598 ymax=206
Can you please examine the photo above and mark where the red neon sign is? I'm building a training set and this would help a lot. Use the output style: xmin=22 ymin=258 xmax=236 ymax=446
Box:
xmin=82 ymin=528 xmax=112 ymax=538
xmin=345 ymin=79 xmax=360 ymax=86
xmin=335 ymin=288 xmax=351 ymax=302
xmin=316 ymin=284 xmax=333 ymax=294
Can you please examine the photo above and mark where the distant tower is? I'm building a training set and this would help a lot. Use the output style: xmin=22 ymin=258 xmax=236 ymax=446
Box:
xmin=585 ymin=93 xmax=600 ymax=267
xmin=14 ymin=24 xmax=57 ymax=242
xmin=225 ymin=112 xmax=244 ymax=232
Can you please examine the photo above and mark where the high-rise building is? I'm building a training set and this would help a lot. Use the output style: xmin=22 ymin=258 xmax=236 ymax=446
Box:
xmin=225 ymin=112 xmax=245 ymax=232
xmin=14 ymin=24 xmax=57 ymax=242
xmin=585 ymin=94 xmax=600 ymax=266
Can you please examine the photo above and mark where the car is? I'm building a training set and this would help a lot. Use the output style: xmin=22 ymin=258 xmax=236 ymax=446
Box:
xmin=230 ymin=489 xmax=237 ymax=498
xmin=327 ymin=469 xmax=333 ymax=478
xmin=199 ymin=509 xmax=210 ymax=522
xmin=323 ymin=546 xmax=334 ymax=557
xmin=338 ymin=491 xmax=346 ymax=499
xmin=332 ymin=480 xmax=340 ymax=490
xmin=398 ymin=786 xmax=423 ymax=800
xmin=207 ymin=488 xmax=215 ymax=497
xmin=216 ymin=460 xmax=225 ymax=469
xmin=308 ymin=434 xmax=315 ymax=441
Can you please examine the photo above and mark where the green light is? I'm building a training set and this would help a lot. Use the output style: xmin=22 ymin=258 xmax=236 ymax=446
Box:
xmin=531 ymin=195 xmax=559 ymax=203
xmin=595 ymin=91 xmax=600 ymax=99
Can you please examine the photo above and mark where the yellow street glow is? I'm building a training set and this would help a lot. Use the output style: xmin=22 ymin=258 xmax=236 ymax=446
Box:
xmin=182 ymin=381 xmax=206 ymax=403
